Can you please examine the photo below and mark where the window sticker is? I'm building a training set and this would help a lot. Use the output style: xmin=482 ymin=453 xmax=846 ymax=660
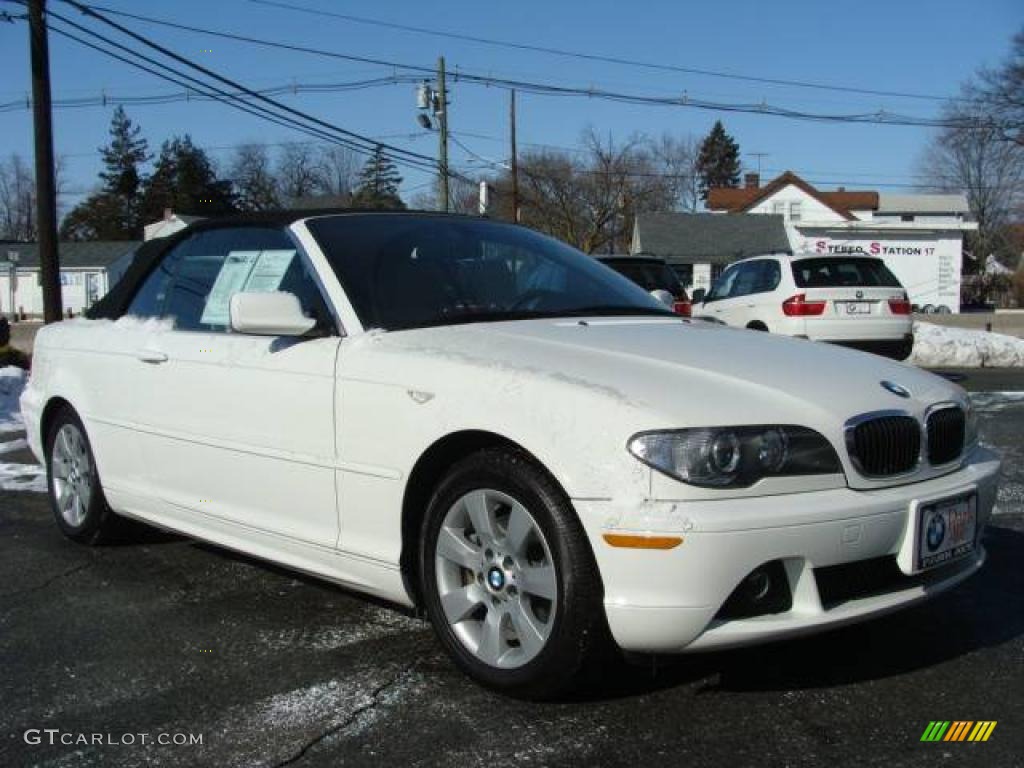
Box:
xmin=199 ymin=249 xmax=296 ymax=326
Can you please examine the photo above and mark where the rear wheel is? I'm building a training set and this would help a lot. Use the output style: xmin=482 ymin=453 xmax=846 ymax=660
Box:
xmin=419 ymin=448 xmax=610 ymax=699
xmin=46 ymin=406 xmax=118 ymax=545
xmin=746 ymin=321 xmax=769 ymax=332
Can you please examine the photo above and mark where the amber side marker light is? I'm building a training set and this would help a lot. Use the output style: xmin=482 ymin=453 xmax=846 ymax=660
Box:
xmin=603 ymin=534 xmax=683 ymax=549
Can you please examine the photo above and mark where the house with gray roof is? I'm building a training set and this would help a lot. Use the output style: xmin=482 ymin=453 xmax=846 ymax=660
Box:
xmin=631 ymin=212 xmax=790 ymax=294
xmin=1 ymin=240 xmax=140 ymax=318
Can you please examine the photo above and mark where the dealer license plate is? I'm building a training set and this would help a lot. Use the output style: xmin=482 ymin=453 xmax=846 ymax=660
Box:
xmin=917 ymin=494 xmax=977 ymax=570
xmin=841 ymin=301 xmax=872 ymax=315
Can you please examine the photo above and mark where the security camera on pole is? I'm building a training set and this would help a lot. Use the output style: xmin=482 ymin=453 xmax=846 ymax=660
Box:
xmin=414 ymin=58 xmax=450 ymax=213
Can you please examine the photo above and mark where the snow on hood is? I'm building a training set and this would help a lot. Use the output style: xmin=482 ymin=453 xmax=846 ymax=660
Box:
xmin=910 ymin=321 xmax=1024 ymax=368
xmin=369 ymin=318 xmax=958 ymax=425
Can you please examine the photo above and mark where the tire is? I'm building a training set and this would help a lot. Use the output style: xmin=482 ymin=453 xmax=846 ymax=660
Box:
xmin=746 ymin=321 xmax=769 ymax=332
xmin=45 ymin=405 xmax=118 ymax=545
xmin=419 ymin=447 xmax=610 ymax=699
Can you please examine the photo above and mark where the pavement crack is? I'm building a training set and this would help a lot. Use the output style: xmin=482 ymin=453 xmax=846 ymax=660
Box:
xmin=271 ymin=661 xmax=419 ymax=768
xmin=0 ymin=562 xmax=90 ymax=599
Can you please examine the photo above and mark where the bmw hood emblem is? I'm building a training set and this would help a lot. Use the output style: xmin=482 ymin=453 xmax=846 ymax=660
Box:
xmin=881 ymin=380 xmax=911 ymax=398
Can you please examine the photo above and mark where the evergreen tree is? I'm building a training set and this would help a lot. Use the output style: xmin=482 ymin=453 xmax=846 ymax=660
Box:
xmin=61 ymin=107 xmax=149 ymax=240
xmin=140 ymin=136 xmax=236 ymax=220
xmin=696 ymin=120 xmax=741 ymax=202
xmin=351 ymin=146 xmax=405 ymax=209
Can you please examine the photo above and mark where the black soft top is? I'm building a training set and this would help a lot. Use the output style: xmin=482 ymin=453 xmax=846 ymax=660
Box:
xmin=86 ymin=208 xmax=470 ymax=320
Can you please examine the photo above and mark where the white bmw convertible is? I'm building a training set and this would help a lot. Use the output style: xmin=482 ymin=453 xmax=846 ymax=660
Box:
xmin=21 ymin=212 xmax=1000 ymax=697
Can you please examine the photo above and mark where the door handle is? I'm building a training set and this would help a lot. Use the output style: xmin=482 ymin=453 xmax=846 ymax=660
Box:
xmin=136 ymin=348 xmax=168 ymax=364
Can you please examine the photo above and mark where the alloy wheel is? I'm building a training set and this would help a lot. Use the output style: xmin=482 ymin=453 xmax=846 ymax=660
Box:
xmin=434 ymin=488 xmax=558 ymax=669
xmin=51 ymin=423 xmax=94 ymax=528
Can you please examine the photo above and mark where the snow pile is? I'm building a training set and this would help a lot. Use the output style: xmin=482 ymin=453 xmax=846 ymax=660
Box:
xmin=909 ymin=322 xmax=1024 ymax=368
xmin=0 ymin=366 xmax=46 ymax=492
xmin=0 ymin=461 xmax=45 ymax=493
xmin=0 ymin=366 xmax=27 ymax=434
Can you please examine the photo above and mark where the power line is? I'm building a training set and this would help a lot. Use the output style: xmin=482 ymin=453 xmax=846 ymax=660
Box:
xmin=63 ymin=5 xmax=973 ymax=129
xmin=43 ymin=11 xmax=412 ymax=170
xmin=247 ymin=0 xmax=955 ymax=104
xmin=0 ymin=74 xmax=422 ymax=113
xmin=54 ymin=0 xmax=442 ymax=170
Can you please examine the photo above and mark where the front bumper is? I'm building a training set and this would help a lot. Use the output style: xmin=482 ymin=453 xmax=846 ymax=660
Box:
xmin=576 ymin=444 xmax=1000 ymax=653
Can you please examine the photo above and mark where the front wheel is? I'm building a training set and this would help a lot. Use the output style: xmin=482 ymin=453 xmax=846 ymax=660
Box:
xmin=419 ymin=448 xmax=610 ymax=699
xmin=46 ymin=406 xmax=118 ymax=545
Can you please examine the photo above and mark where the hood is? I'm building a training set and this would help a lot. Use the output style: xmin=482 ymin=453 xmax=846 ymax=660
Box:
xmin=368 ymin=317 xmax=959 ymax=429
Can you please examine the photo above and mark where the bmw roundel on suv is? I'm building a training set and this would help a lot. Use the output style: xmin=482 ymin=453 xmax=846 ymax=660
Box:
xmin=695 ymin=253 xmax=914 ymax=360
xmin=20 ymin=211 xmax=998 ymax=698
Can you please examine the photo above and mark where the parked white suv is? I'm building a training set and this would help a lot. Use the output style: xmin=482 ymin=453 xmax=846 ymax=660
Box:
xmin=694 ymin=253 xmax=914 ymax=359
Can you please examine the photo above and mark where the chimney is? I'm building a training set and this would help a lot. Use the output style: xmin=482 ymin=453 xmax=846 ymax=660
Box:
xmin=163 ymin=208 xmax=173 ymax=221
xmin=744 ymin=172 xmax=760 ymax=189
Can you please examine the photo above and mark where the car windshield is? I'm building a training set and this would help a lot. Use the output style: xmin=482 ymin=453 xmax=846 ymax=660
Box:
xmin=602 ymin=259 xmax=685 ymax=298
xmin=306 ymin=214 xmax=674 ymax=331
xmin=791 ymin=257 xmax=902 ymax=288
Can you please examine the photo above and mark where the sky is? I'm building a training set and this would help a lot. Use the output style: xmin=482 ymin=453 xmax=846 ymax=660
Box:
xmin=0 ymin=0 xmax=1021 ymax=213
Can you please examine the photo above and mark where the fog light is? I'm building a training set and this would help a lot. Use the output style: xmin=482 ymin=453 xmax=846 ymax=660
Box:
xmin=744 ymin=569 xmax=772 ymax=601
xmin=716 ymin=560 xmax=792 ymax=620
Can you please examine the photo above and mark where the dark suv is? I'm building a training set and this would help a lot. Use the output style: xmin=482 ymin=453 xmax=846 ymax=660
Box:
xmin=597 ymin=254 xmax=691 ymax=316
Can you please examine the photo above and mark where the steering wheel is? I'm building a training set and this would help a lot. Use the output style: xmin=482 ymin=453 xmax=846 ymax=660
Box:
xmin=507 ymin=289 xmax=561 ymax=312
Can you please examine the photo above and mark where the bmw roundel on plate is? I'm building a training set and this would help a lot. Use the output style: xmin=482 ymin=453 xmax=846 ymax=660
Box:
xmin=20 ymin=212 xmax=1002 ymax=698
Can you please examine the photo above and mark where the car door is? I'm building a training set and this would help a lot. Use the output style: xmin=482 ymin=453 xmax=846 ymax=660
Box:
xmin=704 ymin=263 xmax=751 ymax=325
xmin=699 ymin=265 xmax=733 ymax=319
xmin=125 ymin=226 xmax=342 ymax=548
xmin=739 ymin=260 xmax=782 ymax=328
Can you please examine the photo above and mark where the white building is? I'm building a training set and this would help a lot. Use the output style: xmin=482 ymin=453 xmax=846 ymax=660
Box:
xmin=708 ymin=172 xmax=976 ymax=312
xmin=0 ymin=241 xmax=139 ymax=317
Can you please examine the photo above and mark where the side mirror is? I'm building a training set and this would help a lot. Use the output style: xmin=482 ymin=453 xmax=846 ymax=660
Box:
xmin=650 ymin=288 xmax=675 ymax=308
xmin=229 ymin=292 xmax=316 ymax=337
xmin=692 ymin=288 xmax=706 ymax=303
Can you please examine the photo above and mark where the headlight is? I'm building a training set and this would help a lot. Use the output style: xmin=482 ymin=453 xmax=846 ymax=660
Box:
xmin=628 ymin=426 xmax=842 ymax=488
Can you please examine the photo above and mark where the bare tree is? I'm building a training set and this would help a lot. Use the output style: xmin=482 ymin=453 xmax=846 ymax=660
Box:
xmin=974 ymin=27 xmax=1024 ymax=146
xmin=918 ymin=102 xmax=1024 ymax=267
xmin=316 ymin=145 xmax=359 ymax=199
xmin=230 ymin=143 xmax=281 ymax=211
xmin=0 ymin=154 xmax=38 ymax=241
xmin=507 ymin=129 xmax=672 ymax=253
xmin=649 ymin=133 xmax=700 ymax=212
xmin=276 ymin=142 xmax=324 ymax=201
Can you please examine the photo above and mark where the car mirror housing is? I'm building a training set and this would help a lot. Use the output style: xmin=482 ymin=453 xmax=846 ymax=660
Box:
xmin=229 ymin=292 xmax=317 ymax=337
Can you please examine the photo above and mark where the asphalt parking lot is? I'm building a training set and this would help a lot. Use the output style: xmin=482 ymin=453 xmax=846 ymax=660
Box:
xmin=2 ymin=385 xmax=1023 ymax=767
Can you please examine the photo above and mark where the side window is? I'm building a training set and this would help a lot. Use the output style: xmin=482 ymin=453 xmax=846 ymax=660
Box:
xmin=750 ymin=260 xmax=781 ymax=294
xmin=729 ymin=263 xmax=760 ymax=298
xmin=707 ymin=265 xmax=739 ymax=301
xmin=126 ymin=245 xmax=185 ymax=318
xmin=129 ymin=227 xmax=332 ymax=333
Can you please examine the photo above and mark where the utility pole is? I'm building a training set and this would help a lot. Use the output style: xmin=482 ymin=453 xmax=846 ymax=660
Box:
xmin=509 ymin=89 xmax=519 ymax=223
xmin=436 ymin=56 xmax=449 ymax=213
xmin=28 ymin=0 xmax=61 ymax=323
